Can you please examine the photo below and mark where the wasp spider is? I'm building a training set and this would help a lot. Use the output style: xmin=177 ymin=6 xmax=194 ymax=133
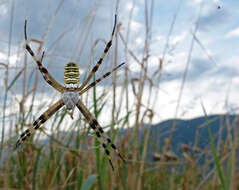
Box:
xmin=16 ymin=15 xmax=125 ymax=170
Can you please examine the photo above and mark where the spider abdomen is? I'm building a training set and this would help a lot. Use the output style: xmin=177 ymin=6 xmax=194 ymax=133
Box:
xmin=62 ymin=91 xmax=79 ymax=110
xmin=64 ymin=62 xmax=80 ymax=86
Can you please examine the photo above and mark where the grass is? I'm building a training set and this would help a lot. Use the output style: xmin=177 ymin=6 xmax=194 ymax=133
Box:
xmin=201 ymin=103 xmax=233 ymax=190
xmin=0 ymin=0 xmax=238 ymax=189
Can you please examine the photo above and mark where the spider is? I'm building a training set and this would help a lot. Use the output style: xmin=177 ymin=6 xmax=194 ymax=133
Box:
xmin=16 ymin=14 xmax=125 ymax=170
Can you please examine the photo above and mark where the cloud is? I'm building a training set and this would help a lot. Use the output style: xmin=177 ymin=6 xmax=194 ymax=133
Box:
xmin=170 ymin=32 xmax=187 ymax=46
xmin=0 ymin=4 xmax=8 ymax=16
xmin=1 ymin=0 xmax=239 ymax=125
xmin=198 ymin=8 xmax=229 ymax=31
xmin=213 ymin=56 xmax=239 ymax=78
xmin=125 ymin=1 xmax=139 ymax=15
xmin=189 ymin=0 xmax=220 ymax=7
xmin=130 ymin=20 xmax=144 ymax=33
xmin=191 ymin=0 xmax=203 ymax=4
xmin=214 ymin=66 xmax=239 ymax=78
xmin=0 ymin=52 xmax=21 ymax=67
xmin=225 ymin=27 xmax=239 ymax=38
xmin=189 ymin=58 xmax=213 ymax=77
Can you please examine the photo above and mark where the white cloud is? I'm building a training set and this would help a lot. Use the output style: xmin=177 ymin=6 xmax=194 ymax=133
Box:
xmin=131 ymin=20 xmax=143 ymax=32
xmin=187 ymin=0 xmax=221 ymax=12
xmin=192 ymin=0 xmax=202 ymax=4
xmin=148 ymin=56 xmax=160 ymax=68
xmin=125 ymin=2 xmax=139 ymax=15
xmin=190 ymin=0 xmax=219 ymax=4
xmin=225 ymin=27 xmax=239 ymax=38
xmin=0 ymin=52 xmax=6 ymax=61
xmin=165 ymin=51 xmax=188 ymax=73
xmin=188 ymin=0 xmax=203 ymax=6
xmin=135 ymin=37 xmax=143 ymax=46
xmin=219 ymin=56 xmax=239 ymax=77
xmin=0 ymin=52 xmax=20 ymax=67
xmin=155 ymin=35 xmax=164 ymax=42
xmin=170 ymin=32 xmax=187 ymax=45
xmin=0 ymin=4 xmax=8 ymax=16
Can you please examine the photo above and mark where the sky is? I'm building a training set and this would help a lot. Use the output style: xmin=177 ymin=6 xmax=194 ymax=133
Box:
xmin=0 ymin=0 xmax=239 ymax=130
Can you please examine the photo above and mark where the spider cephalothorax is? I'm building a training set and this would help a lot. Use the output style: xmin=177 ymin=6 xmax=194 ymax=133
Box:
xmin=16 ymin=14 xmax=125 ymax=170
xmin=62 ymin=91 xmax=79 ymax=110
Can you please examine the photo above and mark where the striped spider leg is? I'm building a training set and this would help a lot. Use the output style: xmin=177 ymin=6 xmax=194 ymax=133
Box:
xmin=76 ymin=99 xmax=125 ymax=170
xmin=77 ymin=62 xmax=126 ymax=170
xmin=77 ymin=63 xmax=126 ymax=170
xmin=24 ymin=20 xmax=65 ymax=93
xmin=79 ymin=62 xmax=125 ymax=95
xmin=76 ymin=14 xmax=117 ymax=91
xmin=16 ymin=99 xmax=64 ymax=148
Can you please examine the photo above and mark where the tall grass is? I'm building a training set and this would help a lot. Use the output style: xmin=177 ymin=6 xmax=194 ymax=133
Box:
xmin=0 ymin=0 xmax=238 ymax=189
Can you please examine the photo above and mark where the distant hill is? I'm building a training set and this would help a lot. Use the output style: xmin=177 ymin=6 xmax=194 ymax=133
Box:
xmin=138 ymin=114 xmax=238 ymax=163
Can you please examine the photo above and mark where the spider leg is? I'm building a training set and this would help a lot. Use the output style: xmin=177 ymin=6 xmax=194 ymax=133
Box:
xmin=78 ymin=14 xmax=117 ymax=91
xmin=16 ymin=99 xmax=64 ymax=148
xmin=76 ymin=99 xmax=125 ymax=171
xmin=24 ymin=20 xmax=65 ymax=93
xmin=66 ymin=107 xmax=75 ymax=119
xmin=78 ymin=62 xmax=125 ymax=95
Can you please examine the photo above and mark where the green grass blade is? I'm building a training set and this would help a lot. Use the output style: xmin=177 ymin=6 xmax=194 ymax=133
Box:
xmin=93 ymin=75 xmax=102 ymax=189
xmin=32 ymin=147 xmax=42 ymax=190
xmin=80 ymin=174 xmax=97 ymax=190
xmin=225 ymin=152 xmax=232 ymax=190
xmin=201 ymin=103 xmax=226 ymax=189
xmin=7 ymin=68 xmax=24 ymax=90
xmin=77 ymin=169 xmax=83 ymax=190
xmin=93 ymin=75 xmax=98 ymax=118
xmin=9 ymin=155 xmax=16 ymax=188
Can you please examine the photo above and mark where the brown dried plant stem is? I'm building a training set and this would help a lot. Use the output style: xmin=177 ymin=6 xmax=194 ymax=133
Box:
xmin=136 ymin=0 xmax=154 ymax=190
xmin=1 ymin=0 xmax=15 ymax=160
xmin=111 ymin=24 xmax=119 ymax=125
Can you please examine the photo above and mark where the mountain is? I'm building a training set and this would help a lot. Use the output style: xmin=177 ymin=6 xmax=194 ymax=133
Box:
xmin=139 ymin=114 xmax=238 ymax=163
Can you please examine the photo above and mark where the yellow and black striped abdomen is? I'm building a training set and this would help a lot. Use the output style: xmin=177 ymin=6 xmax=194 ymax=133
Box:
xmin=64 ymin=62 xmax=80 ymax=85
